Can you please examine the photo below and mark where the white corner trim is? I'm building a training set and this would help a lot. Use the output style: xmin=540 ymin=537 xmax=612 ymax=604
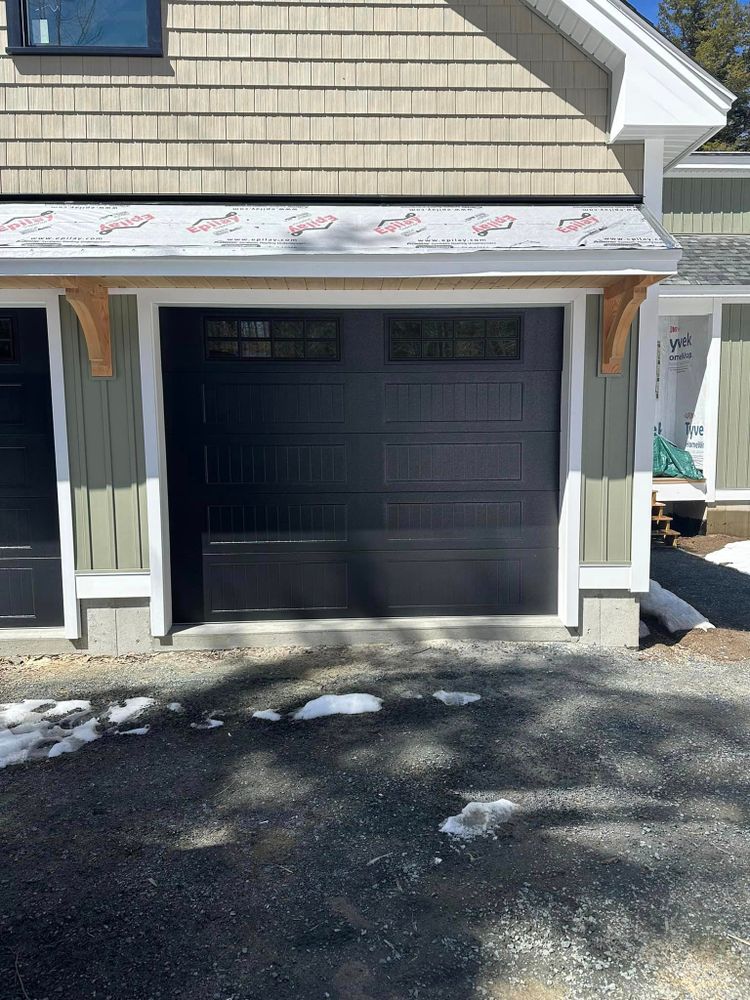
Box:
xmin=0 ymin=290 xmax=79 ymax=639
xmin=643 ymin=137 xmax=665 ymax=219
xmin=75 ymin=572 xmax=151 ymax=600
xmin=702 ymin=298 xmax=723 ymax=503
xmin=579 ymin=565 xmax=632 ymax=589
xmin=558 ymin=293 xmax=586 ymax=628
xmin=137 ymin=295 xmax=172 ymax=637
xmin=46 ymin=293 xmax=80 ymax=639
xmin=630 ymin=286 xmax=659 ymax=594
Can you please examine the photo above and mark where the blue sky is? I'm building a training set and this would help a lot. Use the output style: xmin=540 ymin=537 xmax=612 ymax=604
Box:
xmin=631 ymin=0 xmax=660 ymax=25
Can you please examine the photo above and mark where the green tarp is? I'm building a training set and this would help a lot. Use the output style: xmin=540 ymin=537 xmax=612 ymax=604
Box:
xmin=653 ymin=434 xmax=703 ymax=480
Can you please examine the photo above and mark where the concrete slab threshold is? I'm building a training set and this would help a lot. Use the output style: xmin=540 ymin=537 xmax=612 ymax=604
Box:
xmin=0 ymin=627 xmax=76 ymax=657
xmin=167 ymin=615 xmax=573 ymax=650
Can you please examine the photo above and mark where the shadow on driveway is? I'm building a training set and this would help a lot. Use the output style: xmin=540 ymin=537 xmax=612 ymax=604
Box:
xmin=1 ymin=642 xmax=750 ymax=999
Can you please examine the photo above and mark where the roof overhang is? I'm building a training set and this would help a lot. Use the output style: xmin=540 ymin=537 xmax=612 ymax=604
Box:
xmin=0 ymin=202 xmax=681 ymax=280
xmin=521 ymin=0 xmax=735 ymax=168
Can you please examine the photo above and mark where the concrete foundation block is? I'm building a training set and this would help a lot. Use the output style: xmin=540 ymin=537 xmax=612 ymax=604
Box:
xmin=579 ymin=590 xmax=640 ymax=648
xmin=80 ymin=599 xmax=152 ymax=656
xmin=706 ymin=504 xmax=750 ymax=539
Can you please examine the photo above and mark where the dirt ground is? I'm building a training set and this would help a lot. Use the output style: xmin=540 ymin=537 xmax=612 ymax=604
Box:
xmin=2 ymin=633 xmax=750 ymax=1000
xmin=649 ymin=535 xmax=750 ymax=660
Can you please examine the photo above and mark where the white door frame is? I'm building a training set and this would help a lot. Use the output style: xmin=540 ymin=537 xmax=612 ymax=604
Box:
xmin=135 ymin=286 xmax=594 ymax=635
xmin=0 ymin=289 xmax=79 ymax=638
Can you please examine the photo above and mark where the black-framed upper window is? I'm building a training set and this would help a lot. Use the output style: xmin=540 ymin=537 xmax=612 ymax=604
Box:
xmin=388 ymin=314 xmax=522 ymax=361
xmin=5 ymin=0 xmax=163 ymax=55
xmin=204 ymin=316 xmax=341 ymax=361
xmin=0 ymin=318 xmax=15 ymax=363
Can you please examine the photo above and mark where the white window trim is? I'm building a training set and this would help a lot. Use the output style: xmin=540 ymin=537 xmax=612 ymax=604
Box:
xmin=0 ymin=290 xmax=79 ymax=638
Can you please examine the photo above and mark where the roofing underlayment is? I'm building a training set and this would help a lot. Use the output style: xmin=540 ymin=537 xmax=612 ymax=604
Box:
xmin=0 ymin=203 xmax=677 ymax=260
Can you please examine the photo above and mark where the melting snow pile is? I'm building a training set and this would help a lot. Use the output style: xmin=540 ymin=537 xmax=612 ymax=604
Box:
xmin=191 ymin=715 xmax=224 ymax=730
xmin=0 ymin=699 xmax=97 ymax=768
xmin=440 ymin=799 xmax=517 ymax=839
xmin=252 ymin=710 xmax=282 ymax=722
xmin=640 ymin=580 xmax=714 ymax=634
xmin=104 ymin=697 xmax=155 ymax=725
xmin=433 ymin=690 xmax=481 ymax=706
xmin=293 ymin=694 xmax=382 ymax=720
xmin=705 ymin=539 xmax=750 ymax=575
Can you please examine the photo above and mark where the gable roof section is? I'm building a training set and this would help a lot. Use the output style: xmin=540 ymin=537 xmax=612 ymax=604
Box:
xmin=521 ymin=0 xmax=735 ymax=169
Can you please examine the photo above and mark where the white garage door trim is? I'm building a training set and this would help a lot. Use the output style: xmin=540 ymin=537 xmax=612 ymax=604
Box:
xmin=135 ymin=286 xmax=591 ymax=637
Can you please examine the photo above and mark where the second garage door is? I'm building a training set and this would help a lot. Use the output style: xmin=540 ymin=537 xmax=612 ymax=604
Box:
xmin=162 ymin=307 xmax=563 ymax=624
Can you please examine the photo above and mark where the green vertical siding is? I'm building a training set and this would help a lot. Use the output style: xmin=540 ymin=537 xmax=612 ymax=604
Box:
xmin=663 ymin=177 xmax=750 ymax=234
xmin=717 ymin=304 xmax=750 ymax=489
xmin=580 ymin=294 xmax=638 ymax=564
xmin=61 ymin=295 xmax=149 ymax=571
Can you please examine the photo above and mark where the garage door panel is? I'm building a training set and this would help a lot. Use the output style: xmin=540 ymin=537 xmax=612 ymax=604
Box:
xmin=201 ymin=548 xmax=557 ymax=620
xmin=163 ymin=307 xmax=563 ymax=624
xmin=199 ymin=432 xmax=558 ymax=493
xmin=199 ymin=489 xmax=558 ymax=554
xmin=0 ymin=309 xmax=62 ymax=627
xmin=379 ymin=550 xmax=557 ymax=614
xmin=380 ymin=371 xmax=560 ymax=432
xmin=377 ymin=432 xmax=559 ymax=492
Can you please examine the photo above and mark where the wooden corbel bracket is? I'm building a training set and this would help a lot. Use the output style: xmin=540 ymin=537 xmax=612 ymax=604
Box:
xmin=65 ymin=279 xmax=112 ymax=377
xmin=600 ymin=275 xmax=662 ymax=376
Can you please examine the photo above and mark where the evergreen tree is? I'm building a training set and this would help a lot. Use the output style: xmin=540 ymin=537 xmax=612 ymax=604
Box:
xmin=658 ymin=0 xmax=750 ymax=149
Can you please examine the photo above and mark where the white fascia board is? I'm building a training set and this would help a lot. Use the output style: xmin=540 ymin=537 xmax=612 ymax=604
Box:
xmin=0 ymin=249 xmax=681 ymax=279
xmin=523 ymin=0 xmax=734 ymax=160
xmin=667 ymin=153 xmax=750 ymax=178
xmin=659 ymin=285 xmax=750 ymax=298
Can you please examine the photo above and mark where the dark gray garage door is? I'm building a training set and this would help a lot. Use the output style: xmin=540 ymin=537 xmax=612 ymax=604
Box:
xmin=0 ymin=309 xmax=63 ymax=627
xmin=161 ymin=308 xmax=562 ymax=624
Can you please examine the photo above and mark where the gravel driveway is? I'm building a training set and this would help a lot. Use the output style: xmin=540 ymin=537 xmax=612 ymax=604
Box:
xmin=2 ymin=639 xmax=750 ymax=1000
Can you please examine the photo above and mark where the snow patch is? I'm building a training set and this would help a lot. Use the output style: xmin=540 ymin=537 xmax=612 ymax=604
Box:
xmin=440 ymin=799 xmax=517 ymax=840
xmin=117 ymin=726 xmax=151 ymax=736
xmin=293 ymin=693 xmax=382 ymax=720
xmin=104 ymin=697 xmax=155 ymax=725
xmin=252 ymin=710 xmax=282 ymax=722
xmin=46 ymin=718 xmax=102 ymax=759
xmin=43 ymin=700 xmax=91 ymax=718
xmin=640 ymin=580 xmax=714 ymax=634
xmin=0 ymin=700 xmax=101 ymax=768
xmin=0 ymin=699 xmax=55 ymax=727
xmin=433 ymin=690 xmax=481 ymax=707
xmin=167 ymin=702 xmax=185 ymax=714
xmin=190 ymin=715 xmax=224 ymax=730
xmin=705 ymin=539 xmax=750 ymax=575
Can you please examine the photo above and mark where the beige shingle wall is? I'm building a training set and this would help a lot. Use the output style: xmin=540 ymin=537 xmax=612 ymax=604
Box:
xmin=0 ymin=0 xmax=643 ymax=197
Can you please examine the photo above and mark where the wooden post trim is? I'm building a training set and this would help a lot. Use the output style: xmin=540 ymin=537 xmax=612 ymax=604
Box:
xmin=600 ymin=275 xmax=662 ymax=376
xmin=64 ymin=280 xmax=112 ymax=377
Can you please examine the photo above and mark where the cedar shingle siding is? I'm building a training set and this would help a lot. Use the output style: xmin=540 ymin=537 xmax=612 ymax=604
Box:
xmin=0 ymin=0 xmax=643 ymax=197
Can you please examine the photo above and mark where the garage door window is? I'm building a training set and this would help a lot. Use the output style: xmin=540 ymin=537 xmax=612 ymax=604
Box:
xmin=389 ymin=315 xmax=521 ymax=361
xmin=204 ymin=316 xmax=340 ymax=361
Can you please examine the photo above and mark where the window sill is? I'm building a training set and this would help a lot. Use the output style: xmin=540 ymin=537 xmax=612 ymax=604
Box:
xmin=6 ymin=45 xmax=164 ymax=57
